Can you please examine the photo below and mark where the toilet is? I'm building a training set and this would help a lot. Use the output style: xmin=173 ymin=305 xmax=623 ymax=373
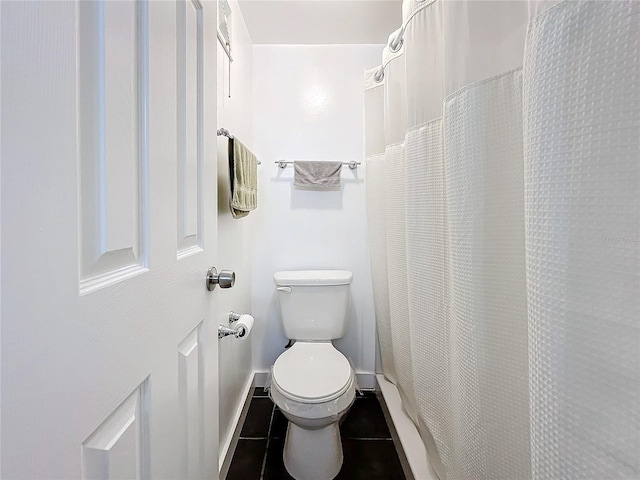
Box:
xmin=270 ymin=270 xmax=356 ymax=480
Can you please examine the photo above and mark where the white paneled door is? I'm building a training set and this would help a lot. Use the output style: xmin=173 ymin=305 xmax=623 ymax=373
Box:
xmin=1 ymin=1 xmax=219 ymax=478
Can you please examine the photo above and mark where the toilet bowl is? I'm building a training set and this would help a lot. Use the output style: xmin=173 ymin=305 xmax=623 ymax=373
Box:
xmin=270 ymin=342 xmax=356 ymax=480
xmin=270 ymin=270 xmax=355 ymax=480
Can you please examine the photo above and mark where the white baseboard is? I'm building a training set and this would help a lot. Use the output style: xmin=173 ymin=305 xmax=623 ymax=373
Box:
xmin=219 ymin=374 xmax=255 ymax=479
xmin=355 ymin=372 xmax=376 ymax=389
xmin=376 ymin=374 xmax=438 ymax=480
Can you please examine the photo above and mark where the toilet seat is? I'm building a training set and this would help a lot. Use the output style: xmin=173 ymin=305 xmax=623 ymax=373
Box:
xmin=272 ymin=342 xmax=352 ymax=404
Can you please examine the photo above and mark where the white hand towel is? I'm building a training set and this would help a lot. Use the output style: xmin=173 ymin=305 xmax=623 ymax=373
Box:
xmin=293 ymin=161 xmax=342 ymax=190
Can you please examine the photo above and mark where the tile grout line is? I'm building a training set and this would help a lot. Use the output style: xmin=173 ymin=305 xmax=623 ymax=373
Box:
xmin=259 ymin=403 xmax=276 ymax=480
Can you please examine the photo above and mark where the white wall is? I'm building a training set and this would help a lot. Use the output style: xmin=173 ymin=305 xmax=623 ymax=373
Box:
xmin=216 ymin=0 xmax=255 ymax=465
xmin=250 ymin=45 xmax=383 ymax=376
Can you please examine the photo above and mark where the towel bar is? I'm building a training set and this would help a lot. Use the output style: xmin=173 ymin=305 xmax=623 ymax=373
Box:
xmin=217 ymin=128 xmax=261 ymax=165
xmin=217 ymin=128 xmax=234 ymax=139
xmin=275 ymin=160 xmax=361 ymax=170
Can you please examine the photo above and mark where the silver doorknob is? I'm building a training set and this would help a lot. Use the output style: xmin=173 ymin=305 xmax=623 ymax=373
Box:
xmin=206 ymin=267 xmax=235 ymax=291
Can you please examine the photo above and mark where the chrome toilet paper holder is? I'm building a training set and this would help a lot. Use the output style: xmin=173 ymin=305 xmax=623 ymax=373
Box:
xmin=218 ymin=311 xmax=249 ymax=339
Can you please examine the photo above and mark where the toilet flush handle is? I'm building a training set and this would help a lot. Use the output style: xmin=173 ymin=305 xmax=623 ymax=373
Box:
xmin=276 ymin=286 xmax=292 ymax=293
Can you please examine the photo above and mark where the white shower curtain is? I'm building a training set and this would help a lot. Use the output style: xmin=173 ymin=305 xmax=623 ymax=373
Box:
xmin=364 ymin=1 xmax=639 ymax=479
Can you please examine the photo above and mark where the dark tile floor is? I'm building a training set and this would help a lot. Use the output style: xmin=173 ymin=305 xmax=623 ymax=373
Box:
xmin=226 ymin=387 xmax=406 ymax=480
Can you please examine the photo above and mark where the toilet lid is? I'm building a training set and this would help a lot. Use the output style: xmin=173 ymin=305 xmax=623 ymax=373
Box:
xmin=272 ymin=343 xmax=353 ymax=403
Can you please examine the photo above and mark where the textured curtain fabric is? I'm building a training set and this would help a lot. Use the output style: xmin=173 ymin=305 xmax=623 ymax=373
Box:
xmin=443 ymin=69 xmax=530 ymax=480
xmin=524 ymin=2 xmax=640 ymax=479
xmin=364 ymin=69 xmax=397 ymax=384
xmin=382 ymin=46 xmax=420 ymax=424
xmin=364 ymin=1 xmax=639 ymax=479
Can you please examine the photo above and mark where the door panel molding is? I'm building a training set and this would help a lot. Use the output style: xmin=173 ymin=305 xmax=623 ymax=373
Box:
xmin=176 ymin=0 xmax=204 ymax=259
xmin=178 ymin=321 xmax=205 ymax=479
xmin=78 ymin=0 xmax=150 ymax=294
xmin=82 ymin=378 xmax=151 ymax=480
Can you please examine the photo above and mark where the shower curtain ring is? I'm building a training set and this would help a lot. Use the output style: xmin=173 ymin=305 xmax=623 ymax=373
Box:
xmin=389 ymin=37 xmax=404 ymax=53
xmin=374 ymin=68 xmax=384 ymax=83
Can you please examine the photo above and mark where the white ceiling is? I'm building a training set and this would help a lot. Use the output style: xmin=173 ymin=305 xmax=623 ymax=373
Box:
xmin=237 ymin=1 xmax=402 ymax=45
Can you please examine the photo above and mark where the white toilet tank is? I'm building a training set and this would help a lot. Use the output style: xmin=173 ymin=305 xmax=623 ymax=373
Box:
xmin=274 ymin=270 xmax=353 ymax=340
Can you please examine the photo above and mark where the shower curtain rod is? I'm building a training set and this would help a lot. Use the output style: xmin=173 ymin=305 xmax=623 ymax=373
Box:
xmin=374 ymin=0 xmax=436 ymax=83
